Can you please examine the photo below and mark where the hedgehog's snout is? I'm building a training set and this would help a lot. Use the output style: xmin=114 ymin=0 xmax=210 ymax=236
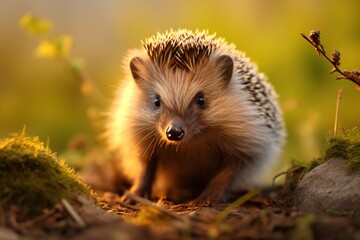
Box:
xmin=166 ymin=124 xmax=185 ymax=141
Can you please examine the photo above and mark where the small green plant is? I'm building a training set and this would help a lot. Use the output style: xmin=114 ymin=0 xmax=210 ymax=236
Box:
xmin=0 ymin=129 xmax=94 ymax=216
xmin=20 ymin=13 xmax=71 ymax=59
xmin=19 ymin=13 xmax=104 ymax=103
xmin=19 ymin=13 xmax=105 ymax=151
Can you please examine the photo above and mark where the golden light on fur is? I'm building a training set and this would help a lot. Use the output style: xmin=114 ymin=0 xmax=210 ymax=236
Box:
xmin=106 ymin=29 xmax=285 ymax=203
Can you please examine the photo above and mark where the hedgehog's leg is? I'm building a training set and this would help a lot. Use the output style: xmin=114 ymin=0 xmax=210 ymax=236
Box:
xmin=121 ymin=156 xmax=158 ymax=203
xmin=192 ymin=162 xmax=239 ymax=205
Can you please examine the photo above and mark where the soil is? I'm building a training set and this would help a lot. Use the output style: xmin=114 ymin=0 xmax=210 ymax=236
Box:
xmin=1 ymin=142 xmax=360 ymax=240
xmin=1 ymin=185 xmax=360 ymax=240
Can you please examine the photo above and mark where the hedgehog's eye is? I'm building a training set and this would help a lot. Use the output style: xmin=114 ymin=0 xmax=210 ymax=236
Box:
xmin=153 ymin=95 xmax=161 ymax=108
xmin=195 ymin=93 xmax=206 ymax=108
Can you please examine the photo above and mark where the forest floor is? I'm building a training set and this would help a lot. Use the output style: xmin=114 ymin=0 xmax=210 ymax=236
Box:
xmin=3 ymin=184 xmax=359 ymax=240
xmin=97 ymin=187 xmax=360 ymax=240
xmin=2 ymin=133 xmax=360 ymax=239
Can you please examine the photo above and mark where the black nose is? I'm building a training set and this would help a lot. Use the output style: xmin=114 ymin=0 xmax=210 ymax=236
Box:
xmin=166 ymin=124 xmax=185 ymax=141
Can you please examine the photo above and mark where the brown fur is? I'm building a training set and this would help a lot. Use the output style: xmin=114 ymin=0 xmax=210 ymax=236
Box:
xmin=106 ymin=29 xmax=285 ymax=203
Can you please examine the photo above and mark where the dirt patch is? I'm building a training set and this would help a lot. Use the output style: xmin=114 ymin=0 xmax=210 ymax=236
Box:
xmin=1 ymin=185 xmax=360 ymax=239
xmin=99 ymin=188 xmax=360 ymax=240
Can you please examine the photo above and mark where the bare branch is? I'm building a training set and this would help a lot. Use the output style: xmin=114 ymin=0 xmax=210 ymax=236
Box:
xmin=301 ymin=30 xmax=360 ymax=89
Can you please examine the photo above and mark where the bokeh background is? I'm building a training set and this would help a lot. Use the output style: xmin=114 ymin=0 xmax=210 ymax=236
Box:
xmin=1 ymin=0 xmax=359 ymax=169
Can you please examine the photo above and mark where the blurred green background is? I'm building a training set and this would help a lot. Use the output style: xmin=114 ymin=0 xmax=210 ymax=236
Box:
xmin=0 ymin=0 xmax=359 ymax=167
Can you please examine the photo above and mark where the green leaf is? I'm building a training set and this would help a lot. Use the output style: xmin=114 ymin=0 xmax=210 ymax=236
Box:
xmin=69 ymin=58 xmax=86 ymax=75
xmin=35 ymin=35 xmax=72 ymax=59
xmin=19 ymin=13 xmax=53 ymax=36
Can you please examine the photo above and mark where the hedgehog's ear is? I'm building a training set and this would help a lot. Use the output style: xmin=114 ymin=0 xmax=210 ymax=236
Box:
xmin=216 ymin=55 xmax=233 ymax=85
xmin=130 ymin=57 xmax=145 ymax=84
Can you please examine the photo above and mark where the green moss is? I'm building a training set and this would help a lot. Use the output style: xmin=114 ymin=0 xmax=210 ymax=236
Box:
xmin=308 ymin=157 xmax=324 ymax=171
xmin=0 ymin=131 xmax=93 ymax=216
xmin=309 ymin=129 xmax=360 ymax=174
xmin=307 ymin=137 xmax=350 ymax=171
xmin=347 ymin=142 xmax=360 ymax=174
xmin=323 ymin=138 xmax=350 ymax=160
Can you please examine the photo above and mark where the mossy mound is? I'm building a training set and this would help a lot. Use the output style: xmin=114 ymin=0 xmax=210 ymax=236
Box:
xmin=0 ymin=131 xmax=93 ymax=216
xmin=323 ymin=138 xmax=350 ymax=160
xmin=347 ymin=142 xmax=360 ymax=174
xmin=309 ymin=129 xmax=360 ymax=174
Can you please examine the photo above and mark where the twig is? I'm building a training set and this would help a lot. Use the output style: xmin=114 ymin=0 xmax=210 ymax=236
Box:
xmin=61 ymin=58 xmax=105 ymax=104
xmin=123 ymin=191 xmax=211 ymax=236
xmin=216 ymin=188 xmax=261 ymax=223
xmin=117 ymin=199 xmax=142 ymax=211
xmin=7 ymin=205 xmax=60 ymax=234
xmin=301 ymin=32 xmax=344 ymax=76
xmin=123 ymin=191 xmax=184 ymax=221
xmin=301 ymin=30 xmax=360 ymax=89
xmin=272 ymin=166 xmax=304 ymax=187
xmin=273 ymin=166 xmax=306 ymax=196
xmin=334 ymin=88 xmax=344 ymax=137
xmin=61 ymin=199 xmax=86 ymax=228
xmin=272 ymin=171 xmax=287 ymax=187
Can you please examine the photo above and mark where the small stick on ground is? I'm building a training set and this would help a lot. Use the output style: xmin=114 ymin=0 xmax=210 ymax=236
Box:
xmin=61 ymin=199 xmax=86 ymax=228
xmin=117 ymin=200 xmax=142 ymax=211
xmin=123 ymin=191 xmax=212 ymax=236
xmin=216 ymin=188 xmax=261 ymax=223
xmin=8 ymin=205 xmax=60 ymax=234
xmin=123 ymin=191 xmax=184 ymax=221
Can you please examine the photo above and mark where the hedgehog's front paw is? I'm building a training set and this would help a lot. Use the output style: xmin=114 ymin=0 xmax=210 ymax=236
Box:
xmin=120 ymin=184 xmax=151 ymax=204
xmin=190 ymin=191 xmax=226 ymax=207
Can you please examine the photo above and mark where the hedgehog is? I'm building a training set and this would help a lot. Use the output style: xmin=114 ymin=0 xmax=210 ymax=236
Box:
xmin=106 ymin=29 xmax=285 ymax=204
